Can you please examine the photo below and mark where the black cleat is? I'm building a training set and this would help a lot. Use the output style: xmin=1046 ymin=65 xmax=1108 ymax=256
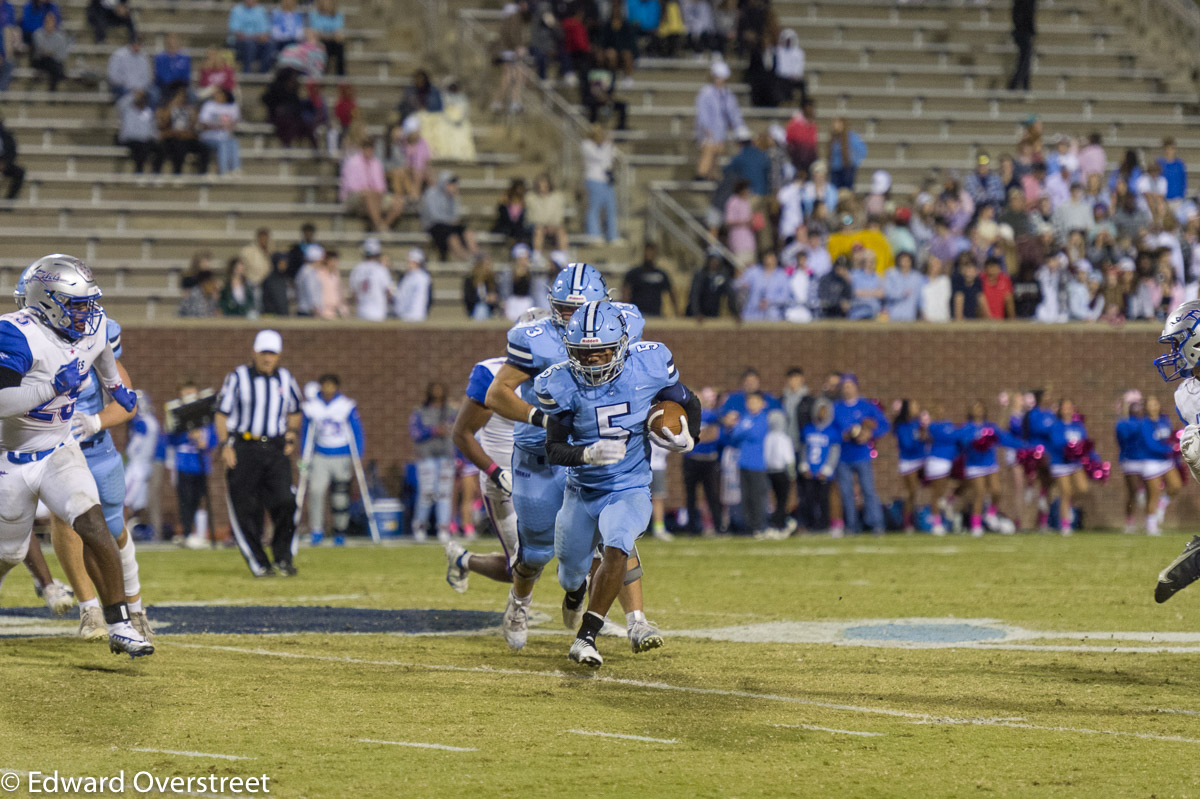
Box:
xmin=276 ymin=561 xmax=298 ymax=577
xmin=1155 ymin=536 xmax=1200 ymax=604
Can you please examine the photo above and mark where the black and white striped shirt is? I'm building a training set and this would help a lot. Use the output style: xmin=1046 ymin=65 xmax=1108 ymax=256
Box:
xmin=217 ymin=364 xmax=302 ymax=439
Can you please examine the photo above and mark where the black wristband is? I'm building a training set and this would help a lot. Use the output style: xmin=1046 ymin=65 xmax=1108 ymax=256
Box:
xmin=102 ymin=602 xmax=130 ymax=626
xmin=528 ymin=408 xmax=546 ymax=428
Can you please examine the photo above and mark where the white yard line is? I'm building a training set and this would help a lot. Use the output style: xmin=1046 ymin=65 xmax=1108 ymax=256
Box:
xmin=566 ymin=730 xmax=678 ymax=744
xmin=358 ymin=739 xmax=477 ymax=752
xmin=170 ymin=642 xmax=1200 ymax=745
xmin=154 ymin=594 xmax=365 ymax=607
xmin=1153 ymin=708 xmax=1200 ymax=716
xmin=129 ymin=748 xmax=253 ymax=761
xmin=772 ymin=724 xmax=885 ymax=738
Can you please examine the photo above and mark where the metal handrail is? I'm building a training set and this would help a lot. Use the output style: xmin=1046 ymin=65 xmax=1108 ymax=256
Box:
xmin=646 ymin=182 xmax=738 ymax=269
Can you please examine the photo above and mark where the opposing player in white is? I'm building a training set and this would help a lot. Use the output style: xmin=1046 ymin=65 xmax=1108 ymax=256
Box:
xmin=444 ymin=351 xmax=523 ymax=592
xmin=0 ymin=255 xmax=152 ymax=657
xmin=123 ymin=391 xmax=159 ymax=531
xmin=1152 ymin=300 xmax=1200 ymax=603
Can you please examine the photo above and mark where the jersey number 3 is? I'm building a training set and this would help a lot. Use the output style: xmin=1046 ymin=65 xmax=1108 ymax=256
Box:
xmin=596 ymin=402 xmax=632 ymax=443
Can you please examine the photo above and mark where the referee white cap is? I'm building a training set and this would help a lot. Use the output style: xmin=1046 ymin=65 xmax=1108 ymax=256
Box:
xmin=254 ymin=329 xmax=283 ymax=354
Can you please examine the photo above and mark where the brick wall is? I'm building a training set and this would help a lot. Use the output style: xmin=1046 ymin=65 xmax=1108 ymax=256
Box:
xmin=119 ymin=321 xmax=1185 ymax=532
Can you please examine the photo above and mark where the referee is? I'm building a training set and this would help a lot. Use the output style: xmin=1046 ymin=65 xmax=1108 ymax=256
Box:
xmin=215 ymin=330 xmax=303 ymax=577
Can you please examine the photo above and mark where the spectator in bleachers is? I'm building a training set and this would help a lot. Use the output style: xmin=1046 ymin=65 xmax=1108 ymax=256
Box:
xmin=285 ymin=221 xmax=318 ymax=275
xmin=723 ymin=179 xmax=756 ymax=266
xmin=847 ymin=249 xmax=882 ymax=320
xmin=219 ymin=257 xmax=256 ymax=317
xmin=198 ymin=46 xmax=236 ymax=97
xmin=499 ymin=244 xmax=534 ymax=319
xmin=1008 ymin=0 xmax=1035 ymax=91
xmin=527 ymin=173 xmax=567 ymax=254
xmin=492 ymin=2 xmax=530 ymax=114
xmin=582 ymin=123 xmax=618 ymax=242
xmin=966 ymin=153 xmax=1006 ymax=216
xmin=1078 ymin=132 xmax=1106 ymax=180
xmin=921 ymin=256 xmax=951 ymax=322
xmin=117 ymin=90 xmax=162 ymax=176
xmin=269 ymin=0 xmax=305 ymax=57
xmin=260 ymin=253 xmax=292 ymax=315
xmin=313 ymin=248 xmax=348 ymax=319
xmin=86 ymin=0 xmax=133 ymax=44
xmin=827 ymin=116 xmax=865 ymax=192
xmin=398 ymin=70 xmax=443 ymax=121
xmin=657 ymin=0 xmax=686 ymax=58
xmin=386 ymin=116 xmax=430 ymax=207
xmin=817 ymin=256 xmax=851 ymax=318
xmin=228 ymin=0 xmax=271 ymax=74
xmin=626 ymin=0 xmax=661 ymax=55
xmin=153 ymin=33 xmax=190 ymax=98
xmin=784 ymin=100 xmax=818 ymax=177
xmin=238 ymin=227 xmax=272 ymax=287
xmin=294 ymin=243 xmax=324 ymax=315
xmin=492 ymin=177 xmax=531 ymax=246
xmin=394 ymin=247 xmax=431 ymax=321
xmin=197 ymin=87 xmax=241 ymax=177
xmin=0 ymin=117 xmax=21 ymax=199
xmin=598 ymin=5 xmax=637 ymax=86
xmin=737 ymin=250 xmax=789 ymax=321
xmin=347 ymin=236 xmax=394 ymax=321
xmin=982 ymin=255 xmax=1015 ymax=319
xmin=559 ymin=4 xmax=589 ymax=89
xmin=307 ymin=0 xmax=344 ymax=75
xmin=156 ymin=86 xmax=209 ymax=175
xmin=693 ymin=60 xmax=742 ymax=180
xmin=29 ymin=11 xmax=66 ymax=91
xmin=681 ymin=0 xmax=718 ymax=55
xmin=952 ymin=254 xmax=984 ymax=320
xmin=886 ymin=207 xmax=916 ymax=258
xmin=263 ymin=68 xmax=312 ymax=146
xmin=1043 ymin=155 xmax=1075 ymax=211
xmin=178 ymin=269 xmax=219 ymax=316
xmin=460 ymin=252 xmax=497 ymax=320
xmin=624 ymin=243 xmax=678 ymax=317
xmin=687 ymin=248 xmax=736 ymax=318
xmin=1109 ymin=149 xmax=1142 ymax=196
xmin=0 ymin=0 xmax=17 ymax=67
xmin=275 ymin=27 xmax=326 ymax=78
xmin=19 ymin=0 xmax=58 ymax=46
xmin=883 ymin=250 xmax=923 ymax=322
xmin=584 ymin=51 xmax=628 ymax=130
xmin=341 ymin=139 xmax=399 ymax=232
xmin=526 ymin=0 xmax=558 ymax=82
xmin=421 ymin=170 xmax=479 ymax=260
xmin=0 ymin=36 xmax=12 ymax=94
xmin=1159 ymin=138 xmax=1186 ymax=205
xmin=107 ymin=33 xmax=151 ymax=100
xmin=773 ymin=28 xmax=805 ymax=107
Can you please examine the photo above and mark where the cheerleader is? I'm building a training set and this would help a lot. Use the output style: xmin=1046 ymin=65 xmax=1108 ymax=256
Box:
xmin=1114 ymin=390 xmax=1146 ymax=534
xmin=1049 ymin=399 xmax=1089 ymax=536
xmin=1022 ymin=390 xmax=1059 ymax=531
xmin=1139 ymin=395 xmax=1182 ymax=536
xmin=925 ymin=405 xmax=962 ymax=536
xmin=960 ymin=400 xmax=1026 ymax=536
xmin=892 ymin=399 xmax=928 ymax=535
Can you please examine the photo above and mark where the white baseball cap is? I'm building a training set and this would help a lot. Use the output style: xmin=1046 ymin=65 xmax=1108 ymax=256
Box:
xmin=304 ymin=243 xmax=326 ymax=262
xmin=711 ymin=60 xmax=731 ymax=81
xmin=401 ymin=115 xmax=421 ymax=135
xmin=511 ymin=243 xmax=531 ymax=259
xmin=408 ymin=247 xmax=426 ymax=265
xmin=363 ymin=237 xmax=382 ymax=256
xmin=254 ymin=329 xmax=283 ymax=354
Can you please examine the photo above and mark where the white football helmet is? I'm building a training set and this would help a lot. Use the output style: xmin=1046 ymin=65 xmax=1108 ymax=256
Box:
xmin=1156 ymin=300 xmax=1200 ymax=382
xmin=21 ymin=254 xmax=104 ymax=341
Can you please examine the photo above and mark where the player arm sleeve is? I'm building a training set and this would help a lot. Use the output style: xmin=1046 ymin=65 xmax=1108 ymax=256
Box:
xmin=544 ymin=413 xmax=588 ymax=467
xmin=0 ymin=375 xmax=54 ymax=417
xmin=654 ymin=381 xmax=702 ymax=438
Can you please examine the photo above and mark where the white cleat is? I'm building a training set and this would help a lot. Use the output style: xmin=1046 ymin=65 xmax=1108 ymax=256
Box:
xmin=108 ymin=622 xmax=155 ymax=659
xmin=78 ymin=606 xmax=106 ymax=641
xmin=628 ymin=619 xmax=664 ymax=653
xmin=652 ymin=527 xmax=675 ymax=542
xmin=42 ymin=580 xmax=75 ymax=617
xmin=444 ymin=541 xmax=469 ymax=594
xmin=502 ymin=591 xmax=529 ymax=651
xmin=130 ymin=611 xmax=155 ymax=643
xmin=569 ymin=637 xmax=603 ymax=668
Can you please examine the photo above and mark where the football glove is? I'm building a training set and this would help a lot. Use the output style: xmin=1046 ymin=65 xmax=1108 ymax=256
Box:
xmin=650 ymin=424 xmax=693 ymax=453
xmin=53 ymin=359 xmax=82 ymax=395
xmin=486 ymin=463 xmax=513 ymax=496
xmin=108 ymin=384 xmax=137 ymax=412
xmin=70 ymin=412 xmax=101 ymax=441
xmin=583 ymin=439 xmax=626 ymax=466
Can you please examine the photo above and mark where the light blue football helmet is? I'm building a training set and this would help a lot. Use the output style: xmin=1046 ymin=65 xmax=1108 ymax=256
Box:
xmin=564 ymin=300 xmax=629 ymax=386
xmin=548 ymin=262 xmax=608 ymax=328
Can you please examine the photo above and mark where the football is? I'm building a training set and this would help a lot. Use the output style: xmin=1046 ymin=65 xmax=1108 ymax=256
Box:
xmin=648 ymin=400 xmax=686 ymax=437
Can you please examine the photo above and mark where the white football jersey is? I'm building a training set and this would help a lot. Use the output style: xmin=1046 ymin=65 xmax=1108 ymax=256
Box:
xmin=0 ymin=308 xmax=116 ymax=452
xmin=125 ymin=408 xmax=160 ymax=468
xmin=302 ymin=393 xmax=360 ymax=454
xmin=465 ymin=357 xmax=514 ymax=468
xmin=1175 ymin=378 xmax=1200 ymax=426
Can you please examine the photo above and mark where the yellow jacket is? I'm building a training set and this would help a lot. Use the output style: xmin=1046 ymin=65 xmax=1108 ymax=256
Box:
xmin=827 ymin=229 xmax=895 ymax=273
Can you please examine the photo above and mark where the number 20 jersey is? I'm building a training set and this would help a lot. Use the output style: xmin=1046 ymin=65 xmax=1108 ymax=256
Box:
xmin=0 ymin=308 xmax=113 ymax=452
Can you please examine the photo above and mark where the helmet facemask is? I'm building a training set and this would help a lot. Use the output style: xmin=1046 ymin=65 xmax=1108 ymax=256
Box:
xmin=566 ymin=335 xmax=629 ymax=386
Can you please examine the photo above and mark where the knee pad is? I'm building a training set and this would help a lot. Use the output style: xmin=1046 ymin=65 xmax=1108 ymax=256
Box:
xmin=330 ymin=481 xmax=351 ymax=511
xmin=512 ymin=558 xmax=544 ymax=584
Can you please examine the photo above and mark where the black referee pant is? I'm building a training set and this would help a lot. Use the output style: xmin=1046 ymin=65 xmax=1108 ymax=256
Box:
xmin=227 ymin=438 xmax=296 ymax=575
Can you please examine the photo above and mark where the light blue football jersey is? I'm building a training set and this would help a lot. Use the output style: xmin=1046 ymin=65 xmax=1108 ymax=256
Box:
xmin=77 ymin=318 xmax=123 ymax=448
xmin=504 ymin=303 xmax=644 ymax=452
xmin=534 ymin=340 xmax=678 ymax=492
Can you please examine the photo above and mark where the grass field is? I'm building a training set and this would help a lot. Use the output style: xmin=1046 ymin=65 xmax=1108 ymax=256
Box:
xmin=4 ymin=533 xmax=1200 ymax=798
